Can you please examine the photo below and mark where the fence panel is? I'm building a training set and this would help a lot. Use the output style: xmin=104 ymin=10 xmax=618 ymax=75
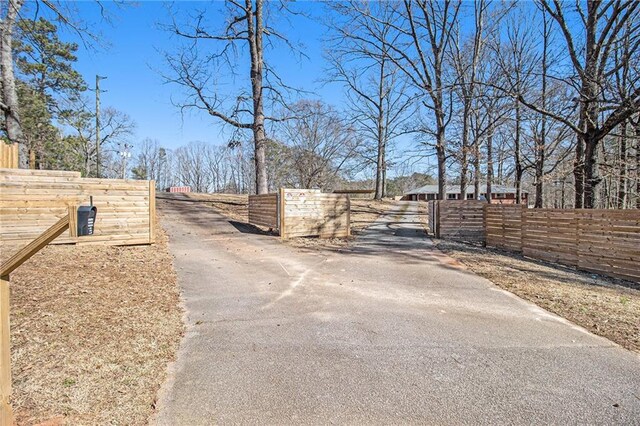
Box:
xmin=485 ymin=204 xmax=525 ymax=251
xmin=575 ymin=210 xmax=640 ymax=282
xmin=248 ymin=193 xmax=278 ymax=229
xmin=0 ymin=168 xmax=155 ymax=246
xmin=281 ymin=189 xmax=350 ymax=239
xmin=436 ymin=200 xmax=485 ymax=242
xmin=522 ymin=210 xmax=580 ymax=266
xmin=482 ymin=204 xmax=640 ymax=283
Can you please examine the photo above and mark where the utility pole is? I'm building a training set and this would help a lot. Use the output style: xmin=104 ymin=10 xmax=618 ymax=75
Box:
xmin=119 ymin=143 xmax=132 ymax=179
xmin=95 ymin=75 xmax=107 ymax=178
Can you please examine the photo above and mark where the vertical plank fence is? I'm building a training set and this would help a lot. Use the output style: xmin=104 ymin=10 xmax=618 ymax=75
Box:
xmin=0 ymin=145 xmax=18 ymax=169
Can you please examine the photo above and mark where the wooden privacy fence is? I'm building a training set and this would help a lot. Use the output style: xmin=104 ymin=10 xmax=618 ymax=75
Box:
xmin=485 ymin=205 xmax=640 ymax=282
xmin=428 ymin=200 xmax=485 ymax=243
xmin=248 ymin=193 xmax=279 ymax=229
xmin=248 ymin=188 xmax=350 ymax=239
xmin=485 ymin=204 xmax=525 ymax=252
xmin=0 ymin=145 xmax=18 ymax=169
xmin=0 ymin=168 xmax=155 ymax=246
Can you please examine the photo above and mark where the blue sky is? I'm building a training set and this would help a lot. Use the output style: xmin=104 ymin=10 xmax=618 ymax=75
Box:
xmin=52 ymin=1 xmax=340 ymax=149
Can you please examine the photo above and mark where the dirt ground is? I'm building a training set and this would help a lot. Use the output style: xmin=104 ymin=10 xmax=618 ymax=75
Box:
xmin=1 ymin=227 xmax=183 ymax=425
xmin=435 ymin=240 xmax=640 ymax=353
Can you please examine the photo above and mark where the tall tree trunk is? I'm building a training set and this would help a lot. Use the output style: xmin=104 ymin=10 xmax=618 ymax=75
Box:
xmin=374 ymin=58 xmax=386 ymax=200
xmin=473 ymin=138 xmax=480 ymax=200
xmin=579 ymin=2 xmax=600 ymax=209
xmin=436 ymin=109 xmax=446 ymax=200
xmin=635 ymin=120 xmax=640 ymax=209
xmin=248 ymin=0 xmax=268 ymax=194
xmin=514 ymin=101 xmax=522 ymax=204
xmin=617 ymin=121 xmax=627 ymax=208
xmin=535 ymin=13 xmax=549 ymax=208
xmin=583 ymin=136 xmax=600 ymax=208
xmin=574 ymin=136 xmax=585 ymax=208
xmin=459 ymin=100 xmax=470 ymax=199
xmin=1 ymin=0 xmax=26 ymax=167
xmin=486 ymin=119 xmax=493 ymax=203
xmin=374 ymin=126 xmax=385 ymax=200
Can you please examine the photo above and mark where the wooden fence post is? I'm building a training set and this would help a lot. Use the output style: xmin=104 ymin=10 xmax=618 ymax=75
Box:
xmin=0 ymin=275 xmax=12 ymax=426
xmin=68 ymin=204 xmax=78 ymax=240
xmin=149 ymin=180 xmax=156 ymax=244
xmin=279 ymin=188 xmax=286 ymax=240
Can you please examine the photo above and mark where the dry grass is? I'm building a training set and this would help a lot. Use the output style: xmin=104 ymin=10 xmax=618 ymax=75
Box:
xmin=435 ymin=240 xmax=640 ymax=353
xmin=184 ymin=193 xmax=249 ymax=224
xmin=2 ymin=227 xmax=183 ymax=425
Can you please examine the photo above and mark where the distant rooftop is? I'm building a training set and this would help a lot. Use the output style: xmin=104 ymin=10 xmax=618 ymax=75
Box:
xmin=404 ymin=184 xmax=527 ymax=195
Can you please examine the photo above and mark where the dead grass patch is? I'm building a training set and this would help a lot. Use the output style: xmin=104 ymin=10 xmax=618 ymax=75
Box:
xmin=435 ymin=240 xmax=640 ymax=353
xmin=2 ymin=227 xmax=183 ymax=425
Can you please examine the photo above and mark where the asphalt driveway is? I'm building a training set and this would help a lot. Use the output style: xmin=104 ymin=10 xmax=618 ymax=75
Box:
xmin=154 ymin=196 xmax=640 ymax=425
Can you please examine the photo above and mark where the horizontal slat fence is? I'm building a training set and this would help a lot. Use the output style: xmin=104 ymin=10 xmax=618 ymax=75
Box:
xmin=0 ymin=144 xmax=18 ymax=169
xmin=484 ymin=205 xmax=640 ymax=283
xmin=0 ymin=168 xmax=155 ymax=247
xmin=248 ymin=193 xmax=278 ymax=229
xmin=485 ymin=204 xmax=525 ymax=251
xmin=247 ymin=189 xmax=351 ymax=239
xmin=281 ymin=189 xmax=350 ymax=239
xmin=433 ymin=200 xmax=485 ymax=242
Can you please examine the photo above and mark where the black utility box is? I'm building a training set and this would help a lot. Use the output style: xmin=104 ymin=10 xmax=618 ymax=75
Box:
xmin=77 ymin=205 xmax=97 ymax=236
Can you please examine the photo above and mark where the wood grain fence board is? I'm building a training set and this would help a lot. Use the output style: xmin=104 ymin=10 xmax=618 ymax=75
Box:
xmin=435 ymin=200 xmax=485 ymax=242
xmin=0 ymin=145 xmax=19 ymax=169
xmin=481 ymin=204 xmax=640 ymax=283
xmin=280 ymin=189 xmax=350 ymax=239
xmin=248 ymin=193 xmax=279 ymax=229
xmin=0 ymin=169 xmax=154 ymax=246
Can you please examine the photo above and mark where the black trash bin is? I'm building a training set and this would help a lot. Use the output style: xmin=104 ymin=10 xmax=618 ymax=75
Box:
xmin=77 ymin=205 xmax=97 ymax=236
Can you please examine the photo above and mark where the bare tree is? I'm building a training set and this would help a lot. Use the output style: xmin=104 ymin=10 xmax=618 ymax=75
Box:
xmin=163 ymin=0 xmax=302 ymax=194
xmin=325 ymin=1 xmax=415 ymax=199
xmin=174 ymin=141 xmax=211 ymax=192
xmin=449 ymin=0 xmax=490 ymax=199
xmin=353 ymin=1 xmax=461 ymax=200
xmin=278 ymin=100 xmax=362 ymax=190
xmin=395 ymin=0 xmax=461 ymax=200
xmin=517 ymin=0 xmax=640 ymax=208
xmin=59 ymin=98 xmax=136 ymax=177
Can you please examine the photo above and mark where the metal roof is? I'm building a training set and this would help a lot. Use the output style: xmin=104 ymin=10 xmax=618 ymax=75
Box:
xmin=404 ymin=184 xmax=527 ymax=195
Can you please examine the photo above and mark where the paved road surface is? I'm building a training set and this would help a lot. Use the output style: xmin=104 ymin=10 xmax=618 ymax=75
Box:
xmin=154 ymin=195 xmax=640 ymax=425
